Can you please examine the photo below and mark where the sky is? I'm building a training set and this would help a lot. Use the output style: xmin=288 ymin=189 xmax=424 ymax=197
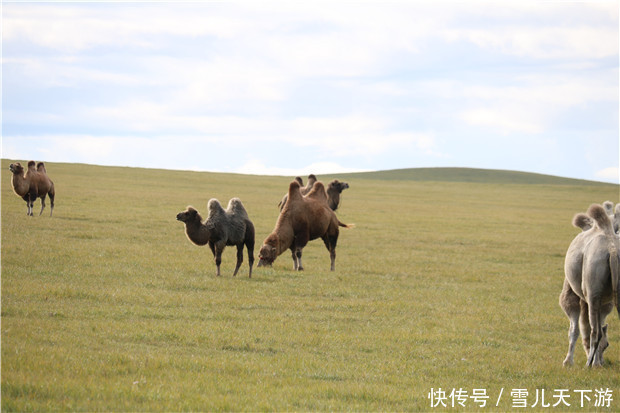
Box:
xmin=2 ymin=1 xmax=619 ymax=183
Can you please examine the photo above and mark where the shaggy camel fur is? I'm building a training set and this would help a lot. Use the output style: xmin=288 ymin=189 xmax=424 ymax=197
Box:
xmin=176 ymin=198 xmax=255 ymax=277
xmin=9 ymin=161 xmax=55 ymax=216
xmin=602 ymin=201 xmax=620 ymax=234
xmin=571 ymin=201 xmax=619 ymax=234
xmin=326 ymin=179 xmax=350 ymax=211
xmin=278 ymin=176 xmax=349 ymax=212
xmin=560 ymin=204 xmax=620 ymax=366
xmin=259 ymin=180 xmax=352 ymax=271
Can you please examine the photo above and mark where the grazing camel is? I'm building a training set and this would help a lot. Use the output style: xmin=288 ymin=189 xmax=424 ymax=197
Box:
xmin=176 ymin=198 xmax=255 ymax=277
xmin=9 ymin=161 xmax=55 ymax=216
xmin=560 ymin=204 xmax=620 ymax=366
xmin=258 ymin=180 xmax=352 ymax=271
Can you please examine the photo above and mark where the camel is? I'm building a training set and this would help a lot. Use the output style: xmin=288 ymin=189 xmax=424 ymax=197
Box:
xmin=278 ymin=175 xmax=349 ymax=212
xmin=176 ymin=198 xmax=255 ymax=278
xmin=278 ymin=174 xmax=316 ymax=210
xmin=258 ymin=180 xmax=353 ymax=271
xmin=9 ymin=161 xmax=55 ymax=216
xmin=560 ymin=204 xmax=620 ymax=366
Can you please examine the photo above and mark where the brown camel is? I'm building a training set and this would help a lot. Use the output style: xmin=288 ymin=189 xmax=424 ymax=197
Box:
xmin=9 ymin=161 xmax=55 ymax=216
xmin=259 ymin=180 xmax=352 ymax=271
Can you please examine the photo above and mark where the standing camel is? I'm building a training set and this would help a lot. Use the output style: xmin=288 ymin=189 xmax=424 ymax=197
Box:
xmin=560 ymin=204 xmax=620 ymax=366
xmin=9 ymin=161 xmax=55 ymax=216
xmin=176 ymin=198 xmax=255 ymax=277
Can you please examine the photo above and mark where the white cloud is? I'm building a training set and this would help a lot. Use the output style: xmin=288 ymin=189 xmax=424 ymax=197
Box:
xmin=3 ymin=2 xmax=617 ymax=182
xmin=2 ymin=5 xmax=251 ymax=53
xmin=453 ymin=25 xmax=618 ymax=60
xmin=234 ymin=160 xmax=367 ymax=176
xmin=460 ymin=107 xmax=545 ymax=135
xmin=595 ymin=167 xmax=619 ymax=183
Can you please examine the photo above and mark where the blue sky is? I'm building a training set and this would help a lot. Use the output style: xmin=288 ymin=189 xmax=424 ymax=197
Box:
xmin=2 ymin=1 xmax=619 ymax=183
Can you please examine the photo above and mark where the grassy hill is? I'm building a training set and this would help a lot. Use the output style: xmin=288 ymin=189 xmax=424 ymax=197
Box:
xmin=2 ymin=160 xmax=619 ymax=411
xmin=334 ymin=166 xmax=616 ymax=185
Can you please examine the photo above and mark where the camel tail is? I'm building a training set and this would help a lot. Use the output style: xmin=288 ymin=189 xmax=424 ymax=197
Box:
xmin=338 ymin=220 xmax=355 ymax=229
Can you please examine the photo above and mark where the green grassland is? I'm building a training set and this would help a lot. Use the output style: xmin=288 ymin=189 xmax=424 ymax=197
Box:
xmin=1 ymin=159 xmax=619 ymax=411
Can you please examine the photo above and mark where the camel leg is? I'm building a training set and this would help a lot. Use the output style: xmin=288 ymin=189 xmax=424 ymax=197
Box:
xmin=28 ymin=198 xmax=34 ymax=216
xmin=22 ymin=195 xmax=30 ymax=216
xmin=39 ymin=194 xmax=47 ymax=216
xmin=23 ymin=194 xmax=34 ymax=216
xmin=213 ymin=245 xmax=224 ymax=277
xmin=290 ymin=248 xmax=299 ymax=270
xmin=559 ymin=280 xmax=580 ymax=366
xmin=322 ymin=234 xmax=338 ymax=271
xmin=327 ymin=244 xmax=336 ymax=271
xmin=579 ymin=299 xmax=591 ymax=357
xmin=232 ymin=244 xmax=243 ymax=277
xmin=28 ymin=190 xmax=37 ymax=216
xmin=295 ymin=248 xmax=304 ymax=271
xmin=49 ymin=192 xmax=54 ymax=217
xmin=586 ymin=301 xmax=602 ymax=367
xmin=246 ymin=242 xmax=254 ymax=278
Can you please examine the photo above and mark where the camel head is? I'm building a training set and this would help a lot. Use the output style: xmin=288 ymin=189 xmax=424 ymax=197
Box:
xmin=257 ymin=235 xmax=278 ymax=267
xmin=327 ymin=179 xmax=349 ymax=211
xmin=328 ymin=179 xmax=349 ymax=194
xmin=176 ymin=206 xmax=201 ymax=224
xmin=9 ymin=162 xmax=24 ymax=175
xmin=329 ymin=179 xmax=349 ymax=192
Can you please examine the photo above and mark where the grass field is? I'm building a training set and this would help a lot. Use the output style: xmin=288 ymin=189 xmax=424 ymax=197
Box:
xmin=2 ymin=159 xmax=619 ymax=411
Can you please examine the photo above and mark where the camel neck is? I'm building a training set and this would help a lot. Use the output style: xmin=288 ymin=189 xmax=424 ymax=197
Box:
xmin=11 ymin=174 xmax=29 ymax=195
xmin=185 ymin=219 xmax=210 ymax=246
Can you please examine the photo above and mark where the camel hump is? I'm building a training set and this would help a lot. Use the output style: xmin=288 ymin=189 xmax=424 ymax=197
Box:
xmin=305 ymin=181 xmax=328 ymax=202
xmin=27 ymin=161 xmax=37 ymax=171
xmin=603 ymin=201 xmax=614 ymax=215
xmin=288 ymin=180 xmax=303 ymax=201
xmin=207 ymin=198 xmax=226 ymax=218
xmin=587 ymin=204 xmax=613 ymax=233
xmin=572 ymin=213 xmax=593 ymax=231
xmin=227 ymin=197 xmax=249 ymax=218
xmin=37 ymin=162 xmax=47 ymax=173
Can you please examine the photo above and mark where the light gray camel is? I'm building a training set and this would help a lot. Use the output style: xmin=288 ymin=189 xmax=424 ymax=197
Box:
xmin=560 ymin=204 xmax=620 ymax=366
